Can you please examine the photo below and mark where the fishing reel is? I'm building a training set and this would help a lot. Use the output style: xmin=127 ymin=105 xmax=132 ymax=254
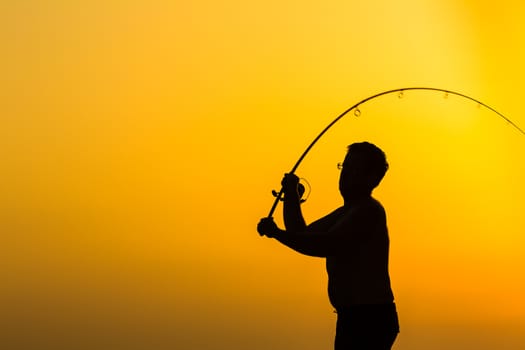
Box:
xmin=272 ymin=178 xmax=311 ymax=204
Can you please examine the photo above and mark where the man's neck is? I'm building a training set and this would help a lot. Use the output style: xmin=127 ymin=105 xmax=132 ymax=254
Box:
xmin=343 ymin=192 xmax=372 ymax=207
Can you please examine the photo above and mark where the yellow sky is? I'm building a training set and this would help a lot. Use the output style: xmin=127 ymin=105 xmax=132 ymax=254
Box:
xmin=2 ymin=1 xmax=525 ymax=349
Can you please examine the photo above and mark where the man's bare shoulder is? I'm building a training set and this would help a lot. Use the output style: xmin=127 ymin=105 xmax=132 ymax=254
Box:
xmin=343 ymin=197 xmax=385 ymax=221
xmin=370 ymin=197 xmax=386 ymax=212
xmin=306 ymin=206 xmax=346 ymax=232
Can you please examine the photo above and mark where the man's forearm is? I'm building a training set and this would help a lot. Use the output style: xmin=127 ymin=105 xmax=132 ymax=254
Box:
xmin=283 ymin=193 xmax=306 ymax=232
xmin=272 ymin=228 xmax=327 ymax=258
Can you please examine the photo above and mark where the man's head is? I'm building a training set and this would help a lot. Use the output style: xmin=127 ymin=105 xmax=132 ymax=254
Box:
xmin=338 ymin=142 xmax=389 ymax=199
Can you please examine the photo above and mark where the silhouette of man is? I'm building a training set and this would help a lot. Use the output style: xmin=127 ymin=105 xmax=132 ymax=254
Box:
xmin=257 ymin=142 xmax=399 ymax=350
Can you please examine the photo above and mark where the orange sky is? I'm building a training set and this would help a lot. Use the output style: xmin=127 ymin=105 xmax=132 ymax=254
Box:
xmin=2 ymin=1 xmax=525 ymax=349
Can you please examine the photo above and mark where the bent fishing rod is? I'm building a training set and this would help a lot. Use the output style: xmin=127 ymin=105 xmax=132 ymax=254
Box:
xmin=266 ymin=87 xmax=525 ymax=218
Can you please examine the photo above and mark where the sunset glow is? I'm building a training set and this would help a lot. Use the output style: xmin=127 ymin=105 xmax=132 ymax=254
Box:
xmin=2 ymin=1 xmax=525 ymax=349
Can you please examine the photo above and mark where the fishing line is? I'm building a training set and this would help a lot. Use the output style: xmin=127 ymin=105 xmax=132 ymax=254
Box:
xmin=267 ymin=87 xmax=525 ymax=218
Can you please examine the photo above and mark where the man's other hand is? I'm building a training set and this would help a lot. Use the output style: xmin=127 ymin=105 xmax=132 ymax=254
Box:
xmin=257 ymin=217 xmax=280 ymax=238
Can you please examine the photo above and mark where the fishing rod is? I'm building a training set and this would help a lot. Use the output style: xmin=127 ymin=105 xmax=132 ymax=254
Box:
xmin=267 ymin=87 xmax=525 ymax=218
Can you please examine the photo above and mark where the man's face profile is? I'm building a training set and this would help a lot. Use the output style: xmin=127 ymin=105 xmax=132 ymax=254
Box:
xmin=339 ymin=151 xmax=370 ymax=198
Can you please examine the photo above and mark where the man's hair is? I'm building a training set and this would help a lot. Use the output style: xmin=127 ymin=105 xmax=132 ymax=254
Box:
xmin=347 ymin=142 xmax=389 ymax=189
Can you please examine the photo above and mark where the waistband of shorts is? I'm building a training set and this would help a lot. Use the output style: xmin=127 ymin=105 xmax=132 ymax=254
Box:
xmin=335 ymin=302 xmax=396 ymax=313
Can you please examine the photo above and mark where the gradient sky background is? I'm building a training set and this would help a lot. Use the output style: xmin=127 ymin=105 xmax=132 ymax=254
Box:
xmin=2 ymin=1 xmax=525 ymax=349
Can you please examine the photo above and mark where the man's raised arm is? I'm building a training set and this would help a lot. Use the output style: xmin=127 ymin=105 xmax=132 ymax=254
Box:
xmin=282 ymin=173 xmax=307 ymax=232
